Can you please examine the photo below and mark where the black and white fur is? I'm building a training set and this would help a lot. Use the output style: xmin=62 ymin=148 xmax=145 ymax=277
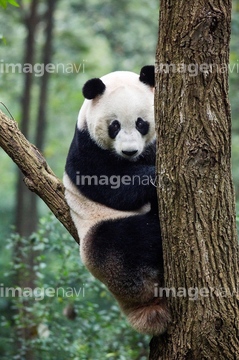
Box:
xmin=63 ymin=66 xmax=170 ymax=335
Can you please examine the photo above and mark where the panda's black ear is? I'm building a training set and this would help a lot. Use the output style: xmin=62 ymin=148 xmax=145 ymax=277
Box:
xmin=139 ymin=65 xmax=155 ymax=87
xmin=82 ymin=78 xmax=106 ymax=99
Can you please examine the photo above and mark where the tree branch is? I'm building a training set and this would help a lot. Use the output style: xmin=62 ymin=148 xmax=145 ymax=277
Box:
xmin=0 ymin=110 xmax=79 ymax=244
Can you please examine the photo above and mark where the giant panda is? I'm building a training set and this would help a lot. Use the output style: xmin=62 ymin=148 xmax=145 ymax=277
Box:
xmin=63 ymin=65 xmax=171 ymax=335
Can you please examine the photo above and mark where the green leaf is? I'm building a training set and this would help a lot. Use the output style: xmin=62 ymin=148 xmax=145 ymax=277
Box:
xmin=0 ymin=0 xmax=19 ymax=8
xmin=0 ymin=0 xmax=7 ymax=9
xmin=7 ymin=0 xmax=19 ymax=7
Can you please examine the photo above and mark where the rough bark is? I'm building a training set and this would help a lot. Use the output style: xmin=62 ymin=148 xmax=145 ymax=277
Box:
xmin=150 ymin=0 xmax=239 ymax=359
xmin=0 ymin=110 xmax=79 ymax=244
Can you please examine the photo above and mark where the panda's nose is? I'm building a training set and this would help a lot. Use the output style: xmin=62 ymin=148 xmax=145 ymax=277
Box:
xmin=122 ymin=150 xmax=138 ymax=157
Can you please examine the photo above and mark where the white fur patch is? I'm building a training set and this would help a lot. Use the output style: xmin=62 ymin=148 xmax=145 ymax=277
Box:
xmin=77 ymin=70 xmax=155 ymax=158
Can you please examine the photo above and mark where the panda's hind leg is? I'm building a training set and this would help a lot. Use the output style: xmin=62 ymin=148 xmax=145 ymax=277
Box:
xmin=82 ymin=213 xmax=170 ymax=335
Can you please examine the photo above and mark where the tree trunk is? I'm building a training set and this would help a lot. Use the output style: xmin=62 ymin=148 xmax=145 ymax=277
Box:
xmin=13 ymin=3 xmax=40 ymax=358
xmin=35 ymin=0 xmax=57 ymax=150
xmin=12 ymin=3 xmax=59 ymax=358
xmin=150 ymin=0 xmax=239 ymax=359
xmin=15 ymin=0 xmax=40 ymax=236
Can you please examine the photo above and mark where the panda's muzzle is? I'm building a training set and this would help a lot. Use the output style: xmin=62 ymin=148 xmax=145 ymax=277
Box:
xmin=122 ymin=150 xmax=138 ymax=157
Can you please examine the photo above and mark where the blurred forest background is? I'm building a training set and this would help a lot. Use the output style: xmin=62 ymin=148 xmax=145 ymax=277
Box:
xmin=0 ymin=0 xmax=238 ymax=359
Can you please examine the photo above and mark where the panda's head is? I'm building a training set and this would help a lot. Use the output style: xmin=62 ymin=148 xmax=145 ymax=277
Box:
xmin=78 ymin=65 xmax=155 ymax=161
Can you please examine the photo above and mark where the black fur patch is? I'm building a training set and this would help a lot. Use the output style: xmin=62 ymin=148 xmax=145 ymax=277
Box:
xmin=65 ymin=128 xmax=157 ymax=211
xmin=136 ymin=117 xmax=149 ymax=136
xmin=139 ymin=65 xmax=155 ymax=87
xmin=87 ymin=212 xmax=163 ymax=296
xmin=82 ymin=78 xmax=106 ymax=99
xmin=108 ymin=120 xmax=121 ymax=139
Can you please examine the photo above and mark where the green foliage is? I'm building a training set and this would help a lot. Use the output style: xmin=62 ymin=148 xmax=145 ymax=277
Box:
xmin=0 ymin=214 xmax=149 ymax=359
xmin=68 ymin=0 xmax=158 ymax=71
xmin=0 ymin=0 xmax=19 ymax=9
xmin=0 ymin=0 xmax=18 ymax=40
xmin=0 ymin=34 xmax=6 ymax=44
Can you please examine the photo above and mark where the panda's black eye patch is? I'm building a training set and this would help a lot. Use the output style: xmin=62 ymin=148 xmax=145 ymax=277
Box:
xmin=136 ymin=118 xmax=149 ymax=135
xmin=108 ymin=120 xmax=121 ymax=139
